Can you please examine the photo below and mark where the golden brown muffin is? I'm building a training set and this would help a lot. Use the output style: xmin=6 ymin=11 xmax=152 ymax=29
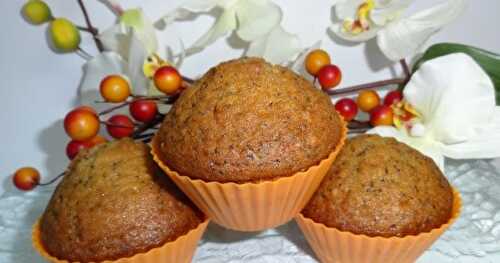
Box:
xmin=40 ymin=138 xmax=204 ymax=262
xmin=302 ymin=134 xmax=453 ymax=237
xmin=155 ymin=57 xmax=343 ymax=183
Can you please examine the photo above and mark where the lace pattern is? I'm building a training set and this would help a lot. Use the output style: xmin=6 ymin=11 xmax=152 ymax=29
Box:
xmin=1 ymin=160 xmax=499 ymax=263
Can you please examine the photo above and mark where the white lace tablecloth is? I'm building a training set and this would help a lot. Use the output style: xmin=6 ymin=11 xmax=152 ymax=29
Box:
xmin=1 ymin=160 xmax=500 ymax=263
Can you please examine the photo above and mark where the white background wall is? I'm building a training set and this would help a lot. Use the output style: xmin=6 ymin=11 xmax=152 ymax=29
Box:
xmin=1 ymin=0 xmax=499 ymax=194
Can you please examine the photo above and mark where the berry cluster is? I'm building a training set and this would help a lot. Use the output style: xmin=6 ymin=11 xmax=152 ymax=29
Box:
xmin=13 ymin=63 xmax=184 ymax=190
xmin=305 ymin=49 xmax=404 ymax=128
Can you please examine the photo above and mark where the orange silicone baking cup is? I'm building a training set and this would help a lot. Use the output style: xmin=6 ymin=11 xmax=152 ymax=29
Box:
xmin=32 ymin=218 xmax=209 ymax=263
xmin=151 ymin=122 xmax=347 ymax=232
xmin=295 ymin=189 xmax=462 ymax=263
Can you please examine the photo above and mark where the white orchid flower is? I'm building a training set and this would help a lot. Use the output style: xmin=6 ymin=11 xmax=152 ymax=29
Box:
xmin=99 ymin=8 xmax=185 ymax=66
xmin=368 ymin=53 xmax=500 ymax=170
xmin=247 ymin=25 xmax=301 ymax=65
xmin=161 ymin=0 xmax=300 ymax=64
xmin=331 ymin=0 xmax=467 ymax=61
xmin=80 ymin=8 xmax=186 ymax=112
xmin=99 ymin=8 xmax=158 ymax=60
xmin=79 ymin=30 xmax=149 ymax=113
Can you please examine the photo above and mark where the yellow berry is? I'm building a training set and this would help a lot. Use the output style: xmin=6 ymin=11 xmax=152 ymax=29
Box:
xmin=305 ymin=49 xmax=331 ymax=76
xmin=22 ymin=0 xmax=52 ymax=25
xmin=49 ymin=18 xmax=81 ymax=52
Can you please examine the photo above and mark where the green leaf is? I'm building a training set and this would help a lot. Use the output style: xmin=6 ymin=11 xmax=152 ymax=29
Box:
xmin=413 ymin=43 xmax=500 ymax=104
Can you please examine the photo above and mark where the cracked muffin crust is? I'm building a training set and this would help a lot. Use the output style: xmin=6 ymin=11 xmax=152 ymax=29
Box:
xmin=302 ymin=134 xmax=453 ymax=237
xmin=155 ymin=57 xmax=344 ymax=183
xmin=40 ymin=138 xmax=204 ymax=262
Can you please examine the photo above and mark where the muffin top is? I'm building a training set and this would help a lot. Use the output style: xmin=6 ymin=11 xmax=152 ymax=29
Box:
xmin=155 ymin=57 xmax=343 ymax=183
xmin=302 ymin=135 xmax=453 ymax=237
xmin=40 ymin=138 xmax=204 ymax=262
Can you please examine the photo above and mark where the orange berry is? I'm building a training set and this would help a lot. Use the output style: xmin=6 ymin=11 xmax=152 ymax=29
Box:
xmin=64 ymin=108 xmax=100 ymax=141
xmin=154 ymin=66 xmax=182 ymax=95
xmin=357 ymin=90 xmax=380 ymax=112
xmin=13 ymin=167 xmax=40 ymax=191
xmin=370 ymin=105 xmax=394 ymax=126
xmin=99 ymin=75 xmax=131 ymax=103
xmin=87 ymin=135 xmax=108 ymax=146
xmin=74 ymin=105 xmax=97 ymax=115
xmin=305 ymin=49 xmax=331 ymax=76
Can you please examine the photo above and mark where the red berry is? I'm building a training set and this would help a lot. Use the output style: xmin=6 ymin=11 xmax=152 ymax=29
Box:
xmin=318 ymin=64 xmax=342 ymax=90
xmin=384 ymin=90 xmax=403 ymax=106
xmin=66 ymin=140 xmax=90 ymax=160
xmin=335 ymin=98 xmax=358 ymax=121
xmin=129 ymin=100 xmax=158 ymax=123
xmin=106 ymin=115 xmax=134 ymax=139
xmin=13 ymin=167 xmax=40 ymax=191
xmin=370 ymin=105 xmax=394 ymax=127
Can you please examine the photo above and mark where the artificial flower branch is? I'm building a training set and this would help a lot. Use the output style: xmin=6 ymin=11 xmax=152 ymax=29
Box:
xmin=326 ymin=57 xmax=412 ymax=97
xmin=326 ymin=78 xmax=406 ymax=96
xmin=400 ymin=59 xmax=411 ymax=82
xmin=38 ymin=172 xmax=66 ymax=186
xmin=77 ymin=0 xmax=104 ymax=52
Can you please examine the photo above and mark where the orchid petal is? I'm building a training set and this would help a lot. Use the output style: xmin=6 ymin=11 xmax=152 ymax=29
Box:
xmin=127 ymin=29 xmax=149 ymax=95
xmin=235 ymin=0 xmax=282 ymax=41
xmin=404 ymin=53 xmax=495 ymax=144
xmin=79 ymin=52 xmax=129 ymax=113
xmin=335 ymin=0 xmax=365 ymax=19
xmin=120 ymin=9 xmax=158 ymax=54
xmin=176 ymin=38 xmax=186 ymax=67
xmin=99 ymin=24 xmax=130 ymax=59
xmin=330 ymin=22 xmax=380 ymax=42
xmin=179 ymin=0 xmax=222 ymax=12
xmin=441 ymin=107 xmax=500 ymax=159
xmin=189 ymin=8 xmax=237 ymax=52
xmin=376 ymin=0 xmax=466 ymax=61
xmin=155 ymin=0 xmax=221 ymax=29
xmin=290 ymin=41 xmax=322 ymax=81
xmin=367 ymin=126 xmax=445 ymax=170
xmin=99 ymin=9 xmax=159 ymax=59
xmin=370 ymin=0 xmax=413 ymax=26
xmin=247 ymin=25 xmax=301 ymax=65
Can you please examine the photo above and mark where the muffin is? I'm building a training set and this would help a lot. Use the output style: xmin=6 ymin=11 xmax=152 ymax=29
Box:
xmin=152 ymin=57 xmax=346 ymax=231
xmin=33 ymin=138 xmax=208 ymax=263
xmin=156 ymin=57 xmax=343 ymax=183
xmin=296 ymin=135 xmax=461 ymax=263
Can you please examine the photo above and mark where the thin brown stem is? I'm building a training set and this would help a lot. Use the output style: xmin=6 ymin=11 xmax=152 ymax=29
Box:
xmin=98 ymin=101 xmax=131 ymax=116
xmin=77 ymin=47 xmax=93 ymax=60
xmin=100 ymin=121 xmax=136 ymax=129
xmin=348 ymin=120 xmax=371 ymax=129
xmin=77 ymin=0 xmax=104 ymax=52
xmin=182 ymin=76 xmax=195 ymax=84
xmin=400 ymin=59 xmax=411 ymax=82
xmin=134 ymin=132 xmax=155 ymax=140
xmin=347 ymin=120 xmax=372 ymax=134
xmin=76 ymin=25 xmax=93 ymax=33
xmin=38 ymin=172 xmax=65 ymax=186
xmin=131 ymin=114 xmax=164 ymax=139
xmin=348 ymin=128 xmax=371 ymax=134
xmin=327 ymin=78 xmax=406 ymax=96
